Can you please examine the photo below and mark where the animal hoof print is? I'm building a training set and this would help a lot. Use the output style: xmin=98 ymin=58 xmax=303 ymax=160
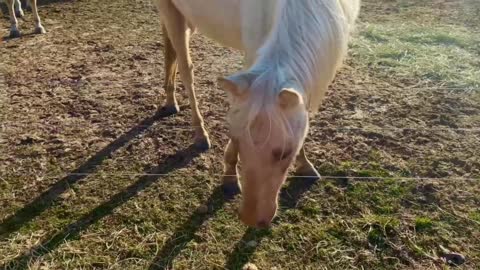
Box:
xmin=194 ymin=138 xmax=211 ymax=152
xmin=9 ymin=30 xmax=21 ymax=38
xmin=34 ymin=26 xmax=46 ymax=35
xmin=222 ymin=182 xmax=241 ymax=200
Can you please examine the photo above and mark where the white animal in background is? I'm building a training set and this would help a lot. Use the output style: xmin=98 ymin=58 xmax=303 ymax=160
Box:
xmin=2 ymin=0 xmax=45 ymax=38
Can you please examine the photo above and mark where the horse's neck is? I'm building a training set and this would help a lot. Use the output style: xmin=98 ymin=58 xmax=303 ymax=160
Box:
xmin=240 ymin=0 xmax=278 ymax=57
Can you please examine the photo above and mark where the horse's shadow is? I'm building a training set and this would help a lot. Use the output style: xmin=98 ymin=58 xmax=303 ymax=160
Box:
xmin=0 ymin=107 xmax=185 ymax=242
xmin=0 ymin=140 xmax=202 ymax=269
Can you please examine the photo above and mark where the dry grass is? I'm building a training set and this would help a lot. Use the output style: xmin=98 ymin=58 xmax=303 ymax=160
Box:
xmin=1 ymin=0 xmax=479 ymax=269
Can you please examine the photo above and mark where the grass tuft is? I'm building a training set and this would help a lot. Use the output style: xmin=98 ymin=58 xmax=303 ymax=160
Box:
xmin=415 ymin=217 xmax=434 ymax=232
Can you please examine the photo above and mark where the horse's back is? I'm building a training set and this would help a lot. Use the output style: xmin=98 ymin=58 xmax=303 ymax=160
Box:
xmin=154 ymin=0 xmax=360 ymax=66
xmin=154 ymin=0 xmax=282 ymax=55
xmin=155 ymin=0 xmax=244 ymax=49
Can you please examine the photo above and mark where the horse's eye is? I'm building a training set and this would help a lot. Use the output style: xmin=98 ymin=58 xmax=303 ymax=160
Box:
xmin=272 ymin=148 xmax=292 ymax=162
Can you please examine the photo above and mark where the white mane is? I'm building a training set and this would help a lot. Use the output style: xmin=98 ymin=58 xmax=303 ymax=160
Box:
xmin=252 ymin=0 xmax=357 ymax=111
xmin=229 ymin=0 xmax=359 ymax=139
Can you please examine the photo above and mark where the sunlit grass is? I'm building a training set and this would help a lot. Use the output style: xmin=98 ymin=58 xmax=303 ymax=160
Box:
xmin=351 ymin=23 xmax=480 ymax=90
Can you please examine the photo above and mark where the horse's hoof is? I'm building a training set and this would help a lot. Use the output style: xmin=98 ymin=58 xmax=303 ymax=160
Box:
xmin=194 ymin=137 xmax=211 ymax=152
xmin=15 ymin=10 xmax=25 ymax=17
xmin=222 ymin=180 xmax=241 ymax=200
xmin=34 ymin=26 xmax=46 ymax=35
xmin=160 ymin=104 xmax=179 ymax=116
xmin=9 ymin=29 xmax=21 ymax=38
xmin=295 ymin=165 xmax=321 ymax=182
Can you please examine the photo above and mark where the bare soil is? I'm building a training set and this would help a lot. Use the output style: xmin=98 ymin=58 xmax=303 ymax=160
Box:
xmin=1 ymin=0 xmax=479 ymax=269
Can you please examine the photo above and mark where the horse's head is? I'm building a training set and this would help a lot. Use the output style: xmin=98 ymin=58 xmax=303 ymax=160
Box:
xmin=218 ymin=72 xmax=309 ymax=228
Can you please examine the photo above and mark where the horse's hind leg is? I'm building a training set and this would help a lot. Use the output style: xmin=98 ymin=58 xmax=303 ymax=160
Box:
xmin=295 ymin=146 xmax=321 ymax=181
xmin=6 ymin=0 xmax=21 ymax=38
xmin=27 ymin=0 xmax=45 ymax=34
xmin=14 ymin=0 xmax=24 ymax=17
xmin=162 ymin=25 xmax=180 ymax=115
xmin=222 ymin=139 xmax=241 ymax=198
xmin=161 ymin=3 xmax=210 ymax=150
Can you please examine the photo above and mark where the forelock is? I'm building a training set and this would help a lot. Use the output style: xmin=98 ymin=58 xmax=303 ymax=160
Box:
xmin=227 ymin=98 xmax=294 ymax=149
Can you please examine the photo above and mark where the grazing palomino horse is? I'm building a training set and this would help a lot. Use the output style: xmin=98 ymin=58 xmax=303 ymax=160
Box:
xmin=153 ymin=0 xmax=360 ymax=228
xmin=3 ymin=0 xmax=45 ymax=38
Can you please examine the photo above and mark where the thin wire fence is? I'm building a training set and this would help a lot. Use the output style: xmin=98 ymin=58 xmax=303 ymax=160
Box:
xmin=5 ymin=171 xmax=479 ymax=182
xmin=3 ymin=123 xmax=480 ymax=132
xmin=328 ymin=85 xmax=480 ymax=93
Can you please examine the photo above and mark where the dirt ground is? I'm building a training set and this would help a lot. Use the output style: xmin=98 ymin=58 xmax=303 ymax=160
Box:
xmin=1 ymin=0 xmax=479 ymax=269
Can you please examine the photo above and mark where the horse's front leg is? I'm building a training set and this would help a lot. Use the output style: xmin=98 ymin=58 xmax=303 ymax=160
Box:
xmin=162 ymin=6 xmax=210 ymax=150
xmin=6 ymin=0 xmax=21 ymax=38
xmin=222 ymin=139 xmax=241 ymax=198
xmin=295 ymin=145 xmax=321 ymax=181
xmin=27 ymin=0 xmax=45 ymax=34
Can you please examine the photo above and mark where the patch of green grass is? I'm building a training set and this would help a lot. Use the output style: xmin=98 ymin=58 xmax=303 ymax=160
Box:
xmin=401 ymin=32 xmax=469 ymax=48
xmin=368 ymin=227 xmax=387 ymax=248
xmin=347 ymin=179 xmax=415 ymax=215
xmin=415 ymin=217 xmax=434 ymax=232
xmin=339 ymin=161 xmax=393 ymax=178
xmin=317 ymin=162 xmax=348 ymax=177
xmin=362 ymin=27 xmax=390 ymax=43
xmin=300 ymin=203 xmax=322 ymax=217
xmin=362 ymin=215 xmax=400 ymax=249
xmin=356 ymin=169 xmax=390 ymax=178
xmin=469 ymin=211 xmax=480 ymax=223
xmin=351 ymin=23 xmax=480 ymax=89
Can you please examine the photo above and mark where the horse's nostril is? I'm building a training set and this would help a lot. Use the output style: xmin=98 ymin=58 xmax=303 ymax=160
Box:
xmin=256 ymin=221 xmax=270 ymax=229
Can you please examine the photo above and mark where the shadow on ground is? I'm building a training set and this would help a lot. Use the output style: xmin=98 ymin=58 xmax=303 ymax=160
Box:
xmin=0 ymin=108 xmax=181 ymax=241
xmin=0 ymin=142 xmax=202 ymax=269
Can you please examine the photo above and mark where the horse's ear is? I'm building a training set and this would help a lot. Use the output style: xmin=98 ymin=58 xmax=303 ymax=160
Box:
xmin=278 ymin=88 xmax=303 ymax=109
xmin=218 ymin=77 xmax=243 ymax=97
xmin=217 ymin=73 xmax=254 ymax=98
